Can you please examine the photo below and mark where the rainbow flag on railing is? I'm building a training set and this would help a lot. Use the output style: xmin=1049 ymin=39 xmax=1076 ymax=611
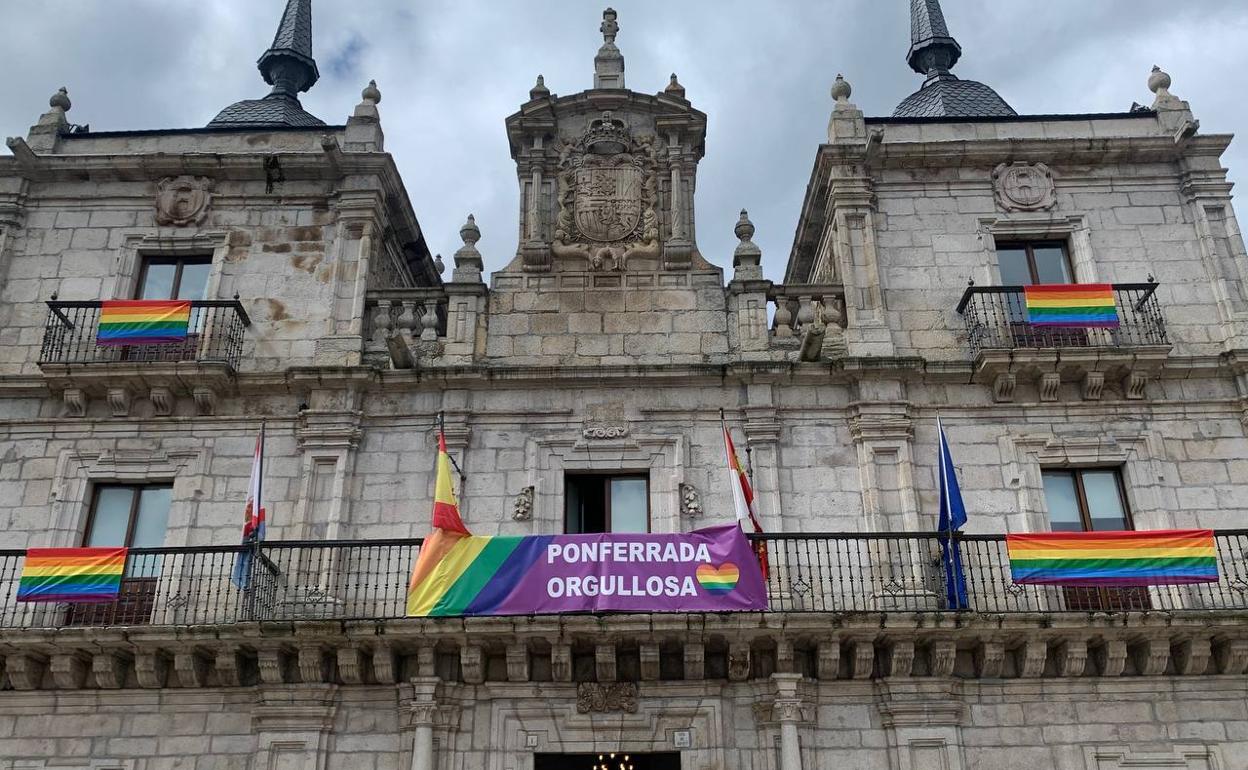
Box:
xmin=96 ymin=299 xmax=191 ymax=345
xmin=16 ymin=547 xmax=128 ymax=602
xmin=1007 ymin=530 xmax=1217 ymax=586
xmin=1023 ymin=284 xmax=1119 ymax=328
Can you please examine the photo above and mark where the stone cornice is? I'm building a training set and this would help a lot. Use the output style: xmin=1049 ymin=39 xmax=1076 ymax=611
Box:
xmin=1 ymin=611 xmax=1245 ymax=692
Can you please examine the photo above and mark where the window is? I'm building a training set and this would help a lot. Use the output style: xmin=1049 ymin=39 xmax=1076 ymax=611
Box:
xmin=84 ymin=484 xmax=172 ymax=551
xmin=136 ymin=256 xmax=211 ymax=300
xmin=997 ymin=241 xmax=1086 ymax=347
xmin=1041 ymin=468 xmax=1149 ymax=611
xmin=996 ymin=241 xmax=1074 ymax=286
xmin=564 ymin=474 xmax=649 ymax=534
xmin=69 ymin=484 xmax=172 ymax=626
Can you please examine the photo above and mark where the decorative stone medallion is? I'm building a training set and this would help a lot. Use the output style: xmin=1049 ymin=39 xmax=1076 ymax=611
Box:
xmin=155 ymin=175 xmax=213 ymax=226
xmin=992 ymin=162 xmax=1056 ymax=212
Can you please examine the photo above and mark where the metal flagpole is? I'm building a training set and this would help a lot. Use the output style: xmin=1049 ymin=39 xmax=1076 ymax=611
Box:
xmin=439 ymin=411 xmax=467 ymax=486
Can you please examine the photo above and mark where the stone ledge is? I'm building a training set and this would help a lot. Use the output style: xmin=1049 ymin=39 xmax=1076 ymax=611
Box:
xmin=2 ymin=611 xmax=1245 ymax=691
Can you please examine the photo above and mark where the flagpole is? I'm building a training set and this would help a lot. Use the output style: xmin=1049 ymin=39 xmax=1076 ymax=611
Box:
xmin=439 ymin=411 xmax=467 ymax=486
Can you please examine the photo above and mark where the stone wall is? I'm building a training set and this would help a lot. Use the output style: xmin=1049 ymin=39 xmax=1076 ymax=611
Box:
xmin=0 ymin=679 xmax=1242 ymax=769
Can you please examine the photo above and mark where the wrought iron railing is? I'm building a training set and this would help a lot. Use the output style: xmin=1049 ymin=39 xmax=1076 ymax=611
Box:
xmin=38 ymin=299 xmax=251 ymax=370
xmin=1 ymin=531 xmax=1246 ymax=629
xmin=955 ymin=282 xmax=1168 ymax=358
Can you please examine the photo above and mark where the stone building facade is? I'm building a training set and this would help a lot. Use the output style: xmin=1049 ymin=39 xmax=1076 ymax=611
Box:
xmin=1 ymin=1 xmax=1247 ymax=769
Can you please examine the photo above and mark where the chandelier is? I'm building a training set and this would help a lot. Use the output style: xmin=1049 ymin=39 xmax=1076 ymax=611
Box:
xmin=590 ymin=753 xmax=634 ymax=770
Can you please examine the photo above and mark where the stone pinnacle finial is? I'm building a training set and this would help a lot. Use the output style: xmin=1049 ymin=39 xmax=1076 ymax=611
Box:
xmin=601 ymin=8 xmax=619 ymax=44
xmin=733 ymin=209 xmax=762 ymax=275
xmin=1148 ymin=65 xmax=1171 ymax=96
xmin=433 ymin=253 xmax=445 ymax=276
xmin=530 ymin=74 xmax=551 ymax=100
xmin=830 ymin=74 xmax=852 ymax=104
xmin=49 ymin=87 xmax=71 ymax=112
xmin=594 ymin=8 xmax=626 ymax=89
xmin=1148 ymin=65 xmax=1189 ymax=113
xmin=453 ymin=214 xmax=484 ymax=279
xmin=361 ymin=79 xmax=381 ymax=105
xmin=665 ymin=73 xmax=686 ymax=99
xmin=460 ymin=214 xmax=481 ymax=246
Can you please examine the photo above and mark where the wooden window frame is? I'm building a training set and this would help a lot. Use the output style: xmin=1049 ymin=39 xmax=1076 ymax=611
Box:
xmin=1041 ymin=467 xmax=1147 ymax=611
xmin=996 ymin=239 xmax=1075 ymax=285
xmin=564 ymin=472 xmax=651 ymax=534
xmin=82 ymin=483 xmax=173 ymax=548
xmin=1041 ymin=468 xmax=1135 ymax=532
xmin=135 ymin=255 xmax=212 ymax=300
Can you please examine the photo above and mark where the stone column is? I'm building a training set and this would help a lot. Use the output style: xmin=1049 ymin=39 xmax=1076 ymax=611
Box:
xmin=402 ymin=677 xmax=442 ymax=770
xmin=772 ymin=673 xmax=805 ymax=770
xmin=409 ymin=710 xmax=435 ymax=770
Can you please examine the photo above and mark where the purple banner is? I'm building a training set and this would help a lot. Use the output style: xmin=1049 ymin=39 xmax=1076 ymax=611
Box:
xmin=411 ymin=523 xmax=769 ymax=617
xmin=492 ymin=524 xmax=767 ymax=615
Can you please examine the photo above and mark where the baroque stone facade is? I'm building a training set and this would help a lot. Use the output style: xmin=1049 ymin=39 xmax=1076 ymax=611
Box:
xmin=2 ymin=2 xmax=1248 ymax=769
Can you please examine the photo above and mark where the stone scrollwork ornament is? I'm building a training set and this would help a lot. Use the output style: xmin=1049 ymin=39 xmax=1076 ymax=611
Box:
xmin=155 ymin=175 xmax=213 ymax=226
xmin=576 ymin=681 xmax=639 ymax=714
xmin=582 ymin=423 xmax=629 ymax=439
xmin=512 ymin=485 xmax=534 ymax=521
xmin=679 ymin=482 xmax=702 ymax=518
xmin=550 ymin=112 xmax=660 ymax=271
xmin=992 ymin=162 xmax=1056 ymax=212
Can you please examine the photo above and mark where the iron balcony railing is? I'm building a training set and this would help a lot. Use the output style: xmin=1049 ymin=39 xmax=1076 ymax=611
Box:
xmin=1 ymin=531 xmax=1246 ymax=629
xmin=955 ymin=282 xmax=1168 ymax=358
xmin=39 ymin=299 xmax=251 ymax=370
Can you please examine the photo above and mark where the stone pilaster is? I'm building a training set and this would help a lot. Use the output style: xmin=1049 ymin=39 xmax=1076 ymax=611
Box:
xmin=400 ymin=677 xmax=459 ymax=770
xmin=251 ymin=684 xmax=339 ymax=770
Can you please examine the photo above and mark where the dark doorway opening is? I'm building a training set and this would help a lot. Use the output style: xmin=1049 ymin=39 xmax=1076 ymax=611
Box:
xmin=534 ymin=752 xmax=681 ymax=770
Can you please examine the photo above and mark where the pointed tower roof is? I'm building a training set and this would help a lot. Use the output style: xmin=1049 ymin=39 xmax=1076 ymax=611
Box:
xmin=207 ymin=0 xmax=326 ymax=129
xmin=893 ymin=0 xmax=1015 ymax=119
xmin=259 ymin=0 xmax=319 ymax=90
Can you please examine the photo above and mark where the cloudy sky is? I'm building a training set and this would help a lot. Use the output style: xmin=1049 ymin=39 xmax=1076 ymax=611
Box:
xmin=3 ymin=0 xmax=1247 ymax=279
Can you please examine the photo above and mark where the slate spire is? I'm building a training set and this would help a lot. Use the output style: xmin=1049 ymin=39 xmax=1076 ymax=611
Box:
xmin=892 ymin=0 xmax=1016 ymax=118
xmin=907 ymin=0 xmax=962 ymax=79
xmin=207 ymin=0 xmax=325 ymax=128
xmin=258 ymin=0 xmax=320 ymax=96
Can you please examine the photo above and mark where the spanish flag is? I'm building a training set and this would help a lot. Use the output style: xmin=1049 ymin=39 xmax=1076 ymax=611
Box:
xmin=722 ymin=413 xmax=768 ymax=578
xmin=406 ymin=429 xmax=471 ymax=616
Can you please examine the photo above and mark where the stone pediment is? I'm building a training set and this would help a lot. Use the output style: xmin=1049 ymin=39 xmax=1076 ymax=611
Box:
xmin=506 ymin=85 xmax=707 ymax=275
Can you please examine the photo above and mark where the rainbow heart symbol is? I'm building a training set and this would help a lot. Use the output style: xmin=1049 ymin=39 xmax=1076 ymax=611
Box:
xmin=696 ymin=563 xmax=740 ymax=593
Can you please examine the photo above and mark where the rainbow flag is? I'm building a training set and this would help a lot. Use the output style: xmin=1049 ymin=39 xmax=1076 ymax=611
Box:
xmin=96 ymin=300 xmax=191 ymax=345
xmin=1023 ymin=284 xmax=1119 ymax=328
xmin=406 ymin=429 xmax=471 ymax=616
xmin=17 ymin=547 xmax=128 ymax=603
xmin=1007 ymin=530 xmax=1217 ymax=586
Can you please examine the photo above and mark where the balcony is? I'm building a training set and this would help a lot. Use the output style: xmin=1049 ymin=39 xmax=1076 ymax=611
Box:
xmin=956 ymin=282 xmax=1171 ymax=402
xmin=3 ymin=531 xmax=1246 ymax=627
xmin=1 ymin=532 xmax=1245 ymax=689
xmin=37 ymin=299 xmax=251 ymax=417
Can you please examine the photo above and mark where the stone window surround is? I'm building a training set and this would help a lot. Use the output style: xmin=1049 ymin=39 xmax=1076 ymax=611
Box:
xmin=977 ymin=213 xmax=1097 ymax=286
xmin=999 ymin=431 xmax=1166 ymax=535
xmin=49 ymin=448 xmax=207 ymax=549
xmin=524 ymin=433 xmax=685 ymax=534
xmin=112 ymin=232 xmax=229 ymax=300
xmin=1083 ymin=744 xmax=1221 ymax=769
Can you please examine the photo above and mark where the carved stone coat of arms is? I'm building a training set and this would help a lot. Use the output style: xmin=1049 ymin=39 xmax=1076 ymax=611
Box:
xmin=155 ymin=175 xmax=213 ymax=226
xmin=551 ymin=112 xmax=660 ymax=271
